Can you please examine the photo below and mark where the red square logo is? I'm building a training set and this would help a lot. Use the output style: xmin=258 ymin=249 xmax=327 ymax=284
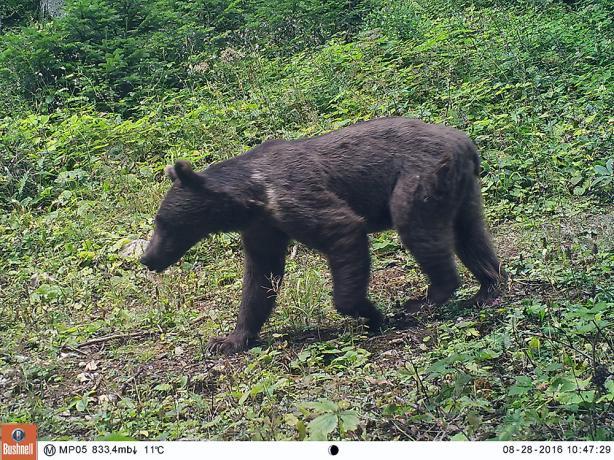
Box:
xmin=1 ymin=424 xmax=37 ymax=460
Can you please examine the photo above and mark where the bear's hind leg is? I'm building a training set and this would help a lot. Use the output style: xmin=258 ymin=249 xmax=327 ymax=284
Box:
xmin=390 ymin=178 xmax=460 ymax=311
xmin=399 ymin=226 xmax=460 ymax=310
xmin=454 ymin=180 xmax=505 ymax=306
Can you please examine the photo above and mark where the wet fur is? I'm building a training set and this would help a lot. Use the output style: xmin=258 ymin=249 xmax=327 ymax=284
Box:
xmin=141 ymin=117 xmax=504 ymax=354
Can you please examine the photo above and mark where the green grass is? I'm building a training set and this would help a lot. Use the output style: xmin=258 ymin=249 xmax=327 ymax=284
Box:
xmin=0 ymin=0 xmax=612 ymax=441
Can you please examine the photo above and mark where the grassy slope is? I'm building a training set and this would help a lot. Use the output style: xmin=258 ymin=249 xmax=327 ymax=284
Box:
xmin=1 ymin=1 xmax=612 ymax=440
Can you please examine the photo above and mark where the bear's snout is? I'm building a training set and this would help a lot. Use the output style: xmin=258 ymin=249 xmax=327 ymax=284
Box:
xmin=140 ymin=253 xmax=164 ymax=273
xmin=140 ymin=242 xmax=181 ymax=273
xmin=140 ymin=254 xmax=153 ymax=270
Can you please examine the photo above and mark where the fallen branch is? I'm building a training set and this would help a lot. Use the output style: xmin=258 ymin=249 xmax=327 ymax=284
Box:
xmin=60 ymin=345 xmax=89 ymax=356
xmin=75 ymin=331 xmax=154 ymax=349
xmin=190 ymin=313 xmax=208 ymax=325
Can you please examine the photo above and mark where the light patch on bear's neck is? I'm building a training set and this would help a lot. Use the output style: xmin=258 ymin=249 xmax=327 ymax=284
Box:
xmin=251 ymin=172 xmax=266 ymax=183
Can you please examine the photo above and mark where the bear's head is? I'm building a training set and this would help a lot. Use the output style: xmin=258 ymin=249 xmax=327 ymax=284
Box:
xmin=140 ymin=160 xmax=220 ymax=272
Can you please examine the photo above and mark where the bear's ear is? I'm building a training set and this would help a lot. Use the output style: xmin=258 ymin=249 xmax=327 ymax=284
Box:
xmin=175 ymin=160 xmax=199 ymax=185
xmin=164 ymin=165 xmax=178 ymax=182
xmin=166 ymin=160 xmax=202 ymax=187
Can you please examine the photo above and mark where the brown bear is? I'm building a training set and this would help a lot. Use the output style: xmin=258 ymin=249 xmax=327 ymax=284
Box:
xmin=141 ymin=117 xmax=504 ymax=354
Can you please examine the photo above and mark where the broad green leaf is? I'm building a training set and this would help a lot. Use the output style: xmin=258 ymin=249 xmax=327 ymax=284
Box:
xmin=338 ymin=410 xmax=360 ymax=432
xmin=303 ymin=399 xmax=338 ymax=413
xmin=308 ymin=414 xmax=338 ymax=440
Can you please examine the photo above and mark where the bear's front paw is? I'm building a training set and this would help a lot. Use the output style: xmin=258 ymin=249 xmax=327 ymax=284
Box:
xmin=206 ymin=333 xmax=250 ymax=355
xmin=467 ymin=284 xmax=502 ymax=307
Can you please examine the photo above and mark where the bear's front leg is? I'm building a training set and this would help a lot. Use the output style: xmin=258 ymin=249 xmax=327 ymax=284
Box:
xmin=207 ymin=225 xmax=289 ymax=355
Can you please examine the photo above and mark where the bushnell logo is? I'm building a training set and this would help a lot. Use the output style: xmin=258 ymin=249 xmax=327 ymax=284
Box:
xmin=1 ymin=424 xmax=37 ymax=460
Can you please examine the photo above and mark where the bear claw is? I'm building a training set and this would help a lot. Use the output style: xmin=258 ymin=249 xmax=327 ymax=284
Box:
xmin=206 ymin=333 xmax=250 ymax=355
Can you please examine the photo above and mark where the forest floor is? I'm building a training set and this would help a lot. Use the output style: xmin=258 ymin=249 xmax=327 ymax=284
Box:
xmin=2 ymin=204 xmax=612 ymax=440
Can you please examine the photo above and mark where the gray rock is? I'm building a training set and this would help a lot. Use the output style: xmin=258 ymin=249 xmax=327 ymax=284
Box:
xmin=120 ymin=239 xmax=149 ymax=259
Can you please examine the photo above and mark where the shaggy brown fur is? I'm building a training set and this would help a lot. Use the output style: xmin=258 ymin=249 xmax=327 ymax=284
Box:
xmin=141 ymin=117 xmax=504 ymax=354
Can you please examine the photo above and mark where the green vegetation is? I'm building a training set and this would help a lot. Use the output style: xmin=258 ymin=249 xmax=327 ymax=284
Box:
xmin=1 ymin=0 xmax=612 ymax=441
